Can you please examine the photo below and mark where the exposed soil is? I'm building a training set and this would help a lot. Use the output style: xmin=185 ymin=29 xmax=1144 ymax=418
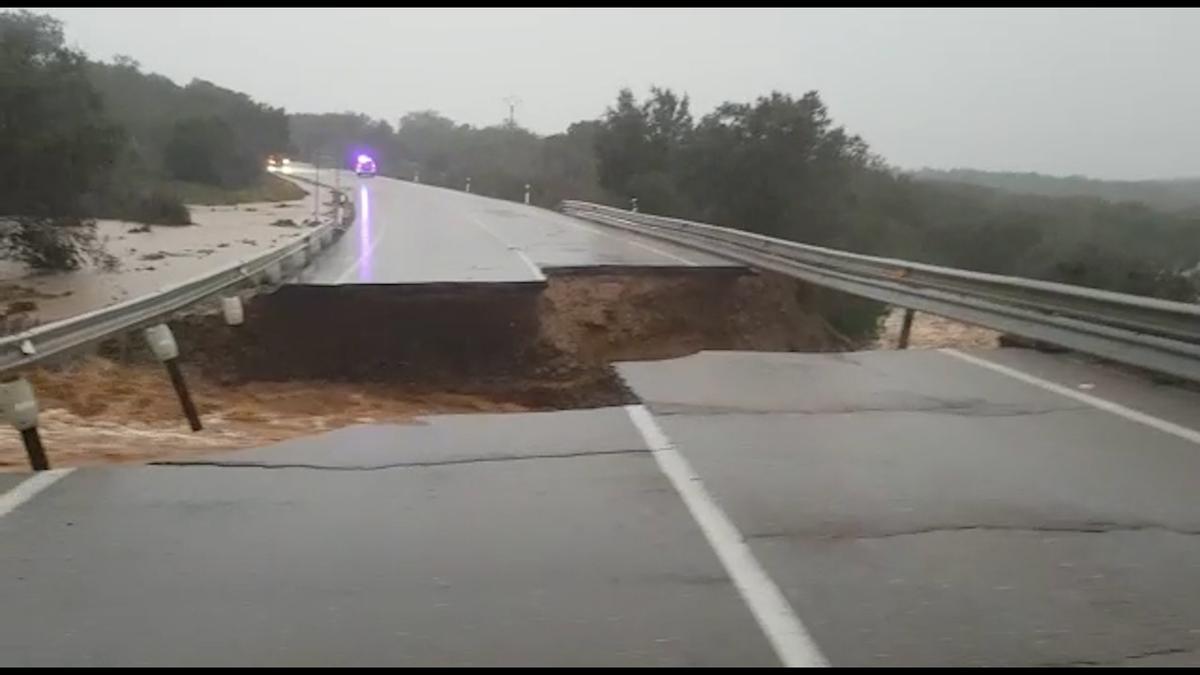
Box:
xmin=0 ymin=268 xmax=854 ymax=470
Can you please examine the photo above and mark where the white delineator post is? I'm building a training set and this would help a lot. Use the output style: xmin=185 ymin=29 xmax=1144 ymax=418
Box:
xmin=143 ymin=323 xmax=202 ymax=432
xmin=0 ymin=376 xmax=48 ymax=470
xmin=466 ymin=177 xmax=472 ymax=193
xmin=221 ymin=296 xmax=245 ymax=326
xmin=524 ymin=184 xmax=531 ymax=205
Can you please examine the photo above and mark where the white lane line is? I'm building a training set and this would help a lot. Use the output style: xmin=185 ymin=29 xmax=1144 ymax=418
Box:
xmin=335 ymin=231 xmax=386 ymax=284
xmin=511 ymin=248 xmax=546 ymax=280
xmin=624 ymin=404 xmax=828 ymax=667
xmin=465 ymin=214 xmax=547 ymax=281
xmin=942 ymin=348 xmax=1200 ymax=446
xmin=548 ymin=212 xmax=700 ymax=266
xmin=0 ymin=469 xmax=75 ymax=518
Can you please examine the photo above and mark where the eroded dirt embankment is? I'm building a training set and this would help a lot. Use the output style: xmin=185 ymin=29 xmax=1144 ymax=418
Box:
xmin=1 ymin=268 xmax=854 ymax=469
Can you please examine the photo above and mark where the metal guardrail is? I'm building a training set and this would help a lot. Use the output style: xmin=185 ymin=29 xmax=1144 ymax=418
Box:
xmin=560 ymin=200 xmax=1200 ymax=382
xmin=0 ymin=189 xmax=351 ymax=376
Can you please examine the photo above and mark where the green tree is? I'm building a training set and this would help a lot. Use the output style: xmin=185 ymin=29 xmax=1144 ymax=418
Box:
xmin=163 ymin=116 xmax=251 ymax=187
xmin=0 ymin=10 xmax=122 ymax=269
xmin=594 ymin=86 xmax=693 ymax=213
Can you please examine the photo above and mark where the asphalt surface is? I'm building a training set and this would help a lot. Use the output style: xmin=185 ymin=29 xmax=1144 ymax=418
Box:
xmin=0 ymin=408 xmax=773 ymax=667
xmin=296 ymin=172 xmax=736 ymax=285
xmin=618 ymin=348 xmax=1200 ymax=667
xmin=4 ymin=348 xmax=1200 ymax=666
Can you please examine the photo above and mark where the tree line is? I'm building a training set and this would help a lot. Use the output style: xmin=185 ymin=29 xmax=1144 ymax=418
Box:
xmin=7 ymin=6 xmax=1198 ymax=319
xmin=1 ymin=10 xmax=292 ymax=270
xmin=292 ymin=87 xmax=1200 ymax=322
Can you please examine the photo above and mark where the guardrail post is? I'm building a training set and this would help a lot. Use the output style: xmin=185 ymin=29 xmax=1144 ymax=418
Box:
xmin=0 ymin=376 xmax=49 ymax=470
xmin=631 ymin=197 xmax=639 ymax=213
xmin=898 ymin=308 xmax=915 ymax=349
xmin=143 ymin=323 xmax=202 ymax=432
xmin=524 ymin=184 xmax=531 ymax=205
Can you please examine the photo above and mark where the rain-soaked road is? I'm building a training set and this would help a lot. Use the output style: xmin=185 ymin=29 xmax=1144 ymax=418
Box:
xmin=296 ymin=172 xmax=737 ymax=286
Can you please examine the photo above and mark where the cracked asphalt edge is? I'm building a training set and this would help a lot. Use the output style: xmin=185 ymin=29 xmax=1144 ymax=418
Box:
xmin=147 ymin=447 xmax=649 ymax=471
xmin=748 ymin=522 xmax=1200 ymax=541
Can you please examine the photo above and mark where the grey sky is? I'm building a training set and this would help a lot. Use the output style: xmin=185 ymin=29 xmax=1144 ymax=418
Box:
xmin=39 ymin=8 xmax=1200 ymax=180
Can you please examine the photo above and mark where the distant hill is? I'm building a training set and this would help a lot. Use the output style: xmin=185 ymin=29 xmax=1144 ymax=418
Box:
xmin=911 ymin=168 xmax=1200 ymax=214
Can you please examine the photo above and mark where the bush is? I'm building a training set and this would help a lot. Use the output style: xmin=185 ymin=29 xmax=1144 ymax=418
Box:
xmin=801 ymin=285 xmax=888 ymax=345
xmin=130 ymin=188 xmax=191 ymax=225
xmin=0 ymin=216 xmax=118 ymax=272
xmin=82 ymin=183 xmax=192 ymax=225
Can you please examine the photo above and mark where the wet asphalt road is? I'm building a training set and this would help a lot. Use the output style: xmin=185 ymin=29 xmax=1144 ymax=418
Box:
xmin=296 ymin=172 xmax=737 ymax=286
xmin=618 ymin=348 xmax=1200 ymax=667
xmin=4 ymin=348 xmax=1200 ymax=666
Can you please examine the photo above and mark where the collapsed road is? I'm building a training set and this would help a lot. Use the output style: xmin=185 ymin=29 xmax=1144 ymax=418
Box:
xmin=4 ymin=171 xmax=1200 ymax=667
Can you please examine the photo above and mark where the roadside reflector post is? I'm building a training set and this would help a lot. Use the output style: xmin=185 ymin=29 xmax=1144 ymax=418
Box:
xmin=144 ymin=323 xmax=202 ymax=432
xmin=631 ymin=197 xmax=639 ymax=213
xmin=414 ymin=172 xmax=420 ymax=184
xmin=0 ymin=376 xmax=49 ymax=471
xmin=465 ymin=177 xmax=472 ymax=193
xmin=221 ymin=296 xmax=244 ymax=326
xmin=898 ymin=308 xmax=915 ymax=349
xmin=524 ymin=184 xmax=531 ymax=205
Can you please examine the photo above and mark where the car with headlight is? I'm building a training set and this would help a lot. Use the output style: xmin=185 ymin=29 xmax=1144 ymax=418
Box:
xmin=355 ymin=154 xmax=377 ymax=178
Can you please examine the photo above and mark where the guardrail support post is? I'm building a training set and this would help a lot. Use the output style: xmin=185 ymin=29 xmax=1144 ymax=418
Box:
xmin=898 ymin=308 xmax=915 ymax=349
xmin=1 ymin=376 xmax=49 ymax=470
xmin=144 ymin=323 xmax=202 ymax=432
xmin=20 ymin=426 xmax=48 ymax=471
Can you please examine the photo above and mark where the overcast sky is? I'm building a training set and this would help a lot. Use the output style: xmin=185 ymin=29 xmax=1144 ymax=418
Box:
xmin=38 ymin=8 xmax=1200 ymax=180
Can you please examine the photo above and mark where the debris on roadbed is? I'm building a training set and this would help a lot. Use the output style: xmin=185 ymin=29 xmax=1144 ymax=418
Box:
xmin=874 ymin=306 xmax=1001 ymax=349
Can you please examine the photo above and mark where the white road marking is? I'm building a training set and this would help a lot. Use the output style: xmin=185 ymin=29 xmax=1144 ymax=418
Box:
xmin=335 ymin=231 xmax=385 ymax=284
xmin=942 ymin=348 xmax=1200 ymax=446
xmin=511 ymin=249 xmax=546 ymax=280
xmin=624 ymin=404 xmax=828 ymax=668
xmin=465 ymin=214 xmax=547 ymax=281
xmin=550 ymin=213 xmax=701 ymax=266
xmin=0 ymin=469 xmax=75 ymax=518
